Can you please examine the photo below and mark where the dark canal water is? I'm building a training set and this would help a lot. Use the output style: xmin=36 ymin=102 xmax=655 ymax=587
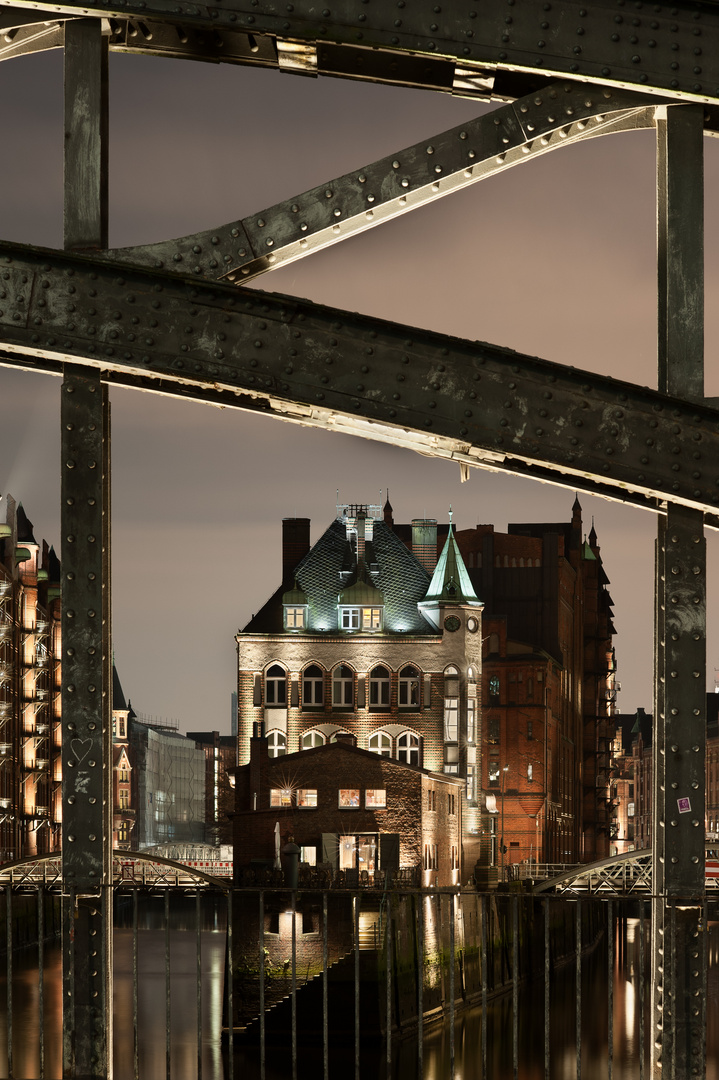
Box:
xmin=1 ymin=910 xmax=719 ymax=1079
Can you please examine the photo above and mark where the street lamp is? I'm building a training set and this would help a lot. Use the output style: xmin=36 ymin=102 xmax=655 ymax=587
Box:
xmin=500 ymin=765 xmax=509 ymax=880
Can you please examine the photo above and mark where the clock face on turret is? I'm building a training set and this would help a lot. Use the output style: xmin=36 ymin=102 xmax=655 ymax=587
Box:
xmin=467 ymin=617 xmax=479 ymax=633
xmin=443 ymin=615 xmax=461 ymax=633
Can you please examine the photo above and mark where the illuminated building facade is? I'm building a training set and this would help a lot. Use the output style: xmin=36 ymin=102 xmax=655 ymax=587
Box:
xmin=112 ymin=667 xmax=135 ymax=850
xmin=236 ymin=501 xmax=483 ymax=880
xmin=232 ymin=733 xmax=463 ymax=887
xmin=0 ymin=495 xmax=62 ymax=861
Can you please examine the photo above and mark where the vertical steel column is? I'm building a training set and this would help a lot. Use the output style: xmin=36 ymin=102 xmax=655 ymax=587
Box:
xmin=652 ymin=103 xmax=706 ymax=1080
xmin=61 ymin=18 xmax=111 ymax=1079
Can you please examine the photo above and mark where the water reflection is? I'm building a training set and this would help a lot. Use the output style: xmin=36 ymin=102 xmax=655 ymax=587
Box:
xmin=0 ymin=912 xmax=718 ymax=1078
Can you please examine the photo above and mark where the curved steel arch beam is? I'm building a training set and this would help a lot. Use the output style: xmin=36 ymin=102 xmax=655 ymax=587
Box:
xmin=3 ymin=0 xmax=719 ymax=106
xmin=99 ymin=83 xmax=657 ymax=285
xmin=0 ymin=240 xmax=718 ymax=521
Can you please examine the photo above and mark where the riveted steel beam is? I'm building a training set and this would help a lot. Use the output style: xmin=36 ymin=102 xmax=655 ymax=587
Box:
xmin=100 ymin=83 xmax=657 ymax=285
xmin=5 ymin=0 xmax=719 ymax=108
xmin=61 ymin=19 xmax=113 ymax=1080
xmin=1 ymin=241 xmax=719 ymax=521
xmin=652 ymin=104 xmax=706 ymax=1080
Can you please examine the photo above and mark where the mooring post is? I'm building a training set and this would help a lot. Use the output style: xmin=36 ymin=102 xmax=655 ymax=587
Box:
xmin=652 ymin=102 xmax=706 ymax=1079
xmin=61 ymin=18 xmax=113 ymax=1079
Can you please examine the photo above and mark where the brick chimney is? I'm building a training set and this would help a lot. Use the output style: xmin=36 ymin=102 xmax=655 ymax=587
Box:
xmin=282 ymin=518 xmax=311 ymax=584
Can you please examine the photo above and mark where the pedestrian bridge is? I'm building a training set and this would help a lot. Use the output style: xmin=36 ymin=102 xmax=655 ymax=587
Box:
xmin=527 ymin=844 xmax=719 ymax=895
xmin=0 ymin=851 xmax=232 ymax=890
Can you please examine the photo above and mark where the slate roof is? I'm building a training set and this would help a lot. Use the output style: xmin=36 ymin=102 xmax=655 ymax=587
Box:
xmin=243 ymin=518 xmax=434 ymax=635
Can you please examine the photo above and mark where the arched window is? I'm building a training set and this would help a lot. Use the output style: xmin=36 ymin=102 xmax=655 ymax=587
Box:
xmin=301 ymin=730 xmax=324 ymax=750
xmin=267 ymin=730 xmax=286 ymax=758
xmin=397 ymin=731 xmax=421 ymax=767
xmin=332 ymin=665 xmax=354 ymax=708
xmin=369 ymin=665 xmax=390 ymax=709
xmin=399 ymin=666 xmax=420 ymax=708
xmin=265 ymin=664 xmax=287 ymax=706
xmin=302 ymin=665 xmax=324 ymax=707
xmin=369 ymin=731 xmax=392 ymax=757
xmin=489 ymin=676 xmax=500 ymax=703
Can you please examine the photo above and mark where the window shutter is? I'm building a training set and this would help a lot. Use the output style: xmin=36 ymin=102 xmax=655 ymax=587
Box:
xmin=357 ymin=676 xmax=366 ymax=710
xmin=253 ymin=675 xmax=262 ymax=707
xmin=423 ymin=674 xmax=432 ymax=708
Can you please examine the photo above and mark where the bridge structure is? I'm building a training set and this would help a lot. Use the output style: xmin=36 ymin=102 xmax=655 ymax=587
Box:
xmin=0 ymin=850 xmax=233 ymax=888
xmin=527 ymin=844 xmax=719 ymax=895
xmin=0 ymin=1 xmax=714 ymax=1075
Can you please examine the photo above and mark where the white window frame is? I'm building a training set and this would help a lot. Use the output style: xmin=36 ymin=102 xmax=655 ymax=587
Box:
xmin=444 ymin=698 xmax=459 ymax=742
xmin=361 ymin=607 xmax=383 ymax=630
xmin=302 ymin=665 xmax=324 ymax=707
xmin=369 ymin=731 xmax=392 ymax=757
xmin=397 ymin=731 xmax=420 ymax=766
xmin=284 ymin=605 xmax=306 ymax=630
xmin=340 ymin=607 xmax=360 ymax=630
xmin=301 ymin=730 xmax=325 ymax=750
xmin=399 ymin=666 xmax=421 ymax=708
xmin=369 ymin=666 xmax=390 ymax=708
xmin=332 ymin=666 xmax=354 ymax=707
xmin=267 ymin=730 xmax=287 ymax=758
xmin=265 ymin=664 xmax=287 ymax=706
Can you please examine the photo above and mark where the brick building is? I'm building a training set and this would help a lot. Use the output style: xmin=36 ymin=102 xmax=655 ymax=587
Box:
xmin=232 ymin=732 xmax=463 ymax=886
xmin=613 ymin=698 xmax=719 ymax=855
xmin=236 ymin=501 xmax=483 ymax=879
xmin=0 ymin=496 xmax=62 ymax=861
xmin=452 ymin=498 xmax=616 ymax=865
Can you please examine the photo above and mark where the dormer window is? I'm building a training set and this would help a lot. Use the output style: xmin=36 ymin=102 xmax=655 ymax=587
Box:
xmin=284 ymin=606 xmax=306 ymax=630
xmin=282 ymin=580 xmax=308 ymax=632
xmin=339 ymin=606 xmax=383 ymax=631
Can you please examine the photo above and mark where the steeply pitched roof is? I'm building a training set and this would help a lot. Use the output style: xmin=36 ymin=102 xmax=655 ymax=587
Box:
xmin=113 ymin=664 xmax=128 ymax=712
xmin=423 ymin=525 xmax=479 ymax=605
xmin=243 ymin=518 xmax=434 ymax=634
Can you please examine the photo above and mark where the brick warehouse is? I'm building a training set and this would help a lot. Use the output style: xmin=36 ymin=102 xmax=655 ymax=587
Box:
xmin=235 ymin=500 xmax=484 ymax=880
xmin=235 ymin=496 xmax=616 ymax=879
xmin=452 ymin=497 xmax=617 ymax=865
xmin=232 ymin=733 xmax=463 ymax=887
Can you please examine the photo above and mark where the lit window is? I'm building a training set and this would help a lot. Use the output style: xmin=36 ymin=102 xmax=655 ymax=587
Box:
xmin=267 ymin=730 xmax=286 ymax=758
xmin=332 ymin=666 xmax=354 ymax=707
xmin=489 ymin=676 xmax=500 ymax=702
xmin=488 ymin=716 xmax=500 ymax=744
xmin=119 ymin=767 xmax=129 ymax=783
xmin=119 ymin=792 xmax=130 ymax=810
xmin=340 ymin=608 xmax=360 ymax=630
xmin=369 ymin=666 xmax=390 ymax=708
xmin=467 ymin=699 xmax=476 ymax=743
xmin=297 ymin=789 xmax=317 ymax=808
xmin=444 ymin=698 xmax=458 ymax=742
xmin=489 ymin=761 xmax=500 ymax=787
xmin=270 ymin=788 xmax=292 ymax=807
xmin=302 ymin=665 xmax=324 ymax=707
xmin=365 ymin=789 xmax=386 ymax=809
xmin=300 ymin=846 xmax=317 ymax=866
xmin=628 ymin=801 xmax=635 ymax=817
xmin=265 ymin=665 xmax=287 ymax=706
xmin=369 ymin=731 xmax=392 ymax=757
xmin=339 ymin=789 xmax=360 ymax=808
xmin=397 ymin=731 xmax=420 ymax=766
xmin=527 ymin=763 xmax=533 ymax=782
xmin=301 ymin=730 xmax=324 ymax=750
xmin=399 ymin=666 xmax=420 ymax=708
xmin=467 ymin=765 xmax=476 ymax=802
xmin=362 ymin=607 xmax=382 ymax=630
xmin=284 ymin=606 xmax=306 ymax=630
